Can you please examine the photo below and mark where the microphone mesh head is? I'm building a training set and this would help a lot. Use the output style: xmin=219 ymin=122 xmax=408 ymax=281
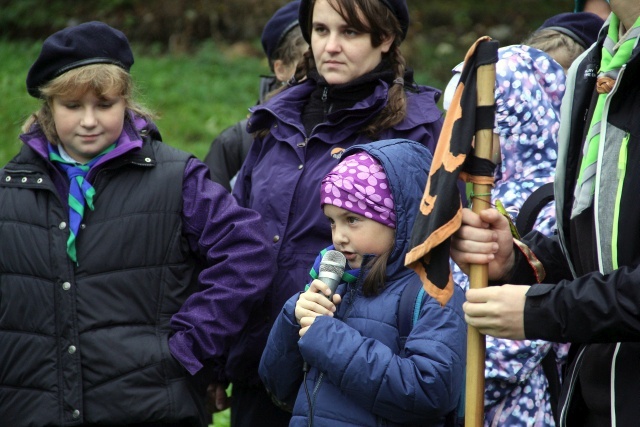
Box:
xmin=320 ymin=250 xmax=346 ymax=276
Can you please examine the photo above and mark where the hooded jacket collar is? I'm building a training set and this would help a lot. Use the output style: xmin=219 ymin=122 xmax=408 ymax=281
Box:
xmin=339 ymin=139 xmax=432 ymax=280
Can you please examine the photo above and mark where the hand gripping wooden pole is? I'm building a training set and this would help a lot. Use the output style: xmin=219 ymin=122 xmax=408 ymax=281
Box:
xmin=465 ymin=44 xmax=496 ymax=427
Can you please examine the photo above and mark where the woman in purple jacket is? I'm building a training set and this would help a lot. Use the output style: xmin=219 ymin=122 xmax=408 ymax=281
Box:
xmin=231 ymin=1 xmax=443 ymax=423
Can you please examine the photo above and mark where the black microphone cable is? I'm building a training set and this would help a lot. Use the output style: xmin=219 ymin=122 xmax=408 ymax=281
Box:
xmin=302 ymin=361 xmax=314 ymax=426
xmin=302 ymin=250 xmax=345 ymax=426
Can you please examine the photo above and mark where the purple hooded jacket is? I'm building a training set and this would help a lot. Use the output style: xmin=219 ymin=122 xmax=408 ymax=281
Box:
xmin=233 ymin=76 xmax=443 ymax=338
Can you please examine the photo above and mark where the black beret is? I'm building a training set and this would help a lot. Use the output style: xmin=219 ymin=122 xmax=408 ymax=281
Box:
xmin=261 ymin=1 xmax=302 ymax=60
xmin=298 ymin=0 xmax=409 ymax=44
xmin=26 ymin=21 xmax=134 ymax=98
xmin=538 ymin=12 xmax=604 ymax=49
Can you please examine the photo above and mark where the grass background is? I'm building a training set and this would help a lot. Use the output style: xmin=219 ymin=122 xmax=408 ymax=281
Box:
xmin=0 ymin=1 xmax=574 ymax=166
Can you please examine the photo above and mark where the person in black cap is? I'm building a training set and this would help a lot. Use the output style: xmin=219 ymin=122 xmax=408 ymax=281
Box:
xmin=3 ymin=20 xmax=275 ymax=427
xmin=203 ymin=6 xmax=308 ymax=426
xmin=523 ymin=11 xmax=605 ymax=70
xmin=203 ymin=0 xmax=307 ymax=192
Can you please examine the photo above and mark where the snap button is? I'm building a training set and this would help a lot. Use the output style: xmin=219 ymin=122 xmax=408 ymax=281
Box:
xmin=68 ymin=345 xmax=77 ymax=354
xmin=62 ymin=282 xmax=71 ymax=291
xmin=273 ymin=235 xmax=280 ymax=243
xmin=72 ymin=409 xmax=80 ymax=419
xmin=59 ymin=222 xmax=67 ymax=230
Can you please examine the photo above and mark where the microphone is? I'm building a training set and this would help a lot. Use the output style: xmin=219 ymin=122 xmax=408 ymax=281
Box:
xmin=318 ymin=250 xmax=346 ymax=298
xmin=303 ymin=250 xmax=346 ymax=374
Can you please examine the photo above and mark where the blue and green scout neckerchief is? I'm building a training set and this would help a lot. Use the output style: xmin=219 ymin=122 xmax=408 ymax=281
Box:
xmin=49 ymin=143 xmax=116 ymax=264
xmin=307 ymin=246 xmax=359 ymax=290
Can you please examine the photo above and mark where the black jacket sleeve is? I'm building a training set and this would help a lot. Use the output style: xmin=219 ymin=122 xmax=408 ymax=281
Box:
xmin=505 ymin=230 xmax=640 ymax=343
xmin=506 ymin=230 xmax=574 ymax=285
xmin=203 ymin=118 xmax=253 ymax=192
xmin=524 ymin=264 xmax=640 ymax=343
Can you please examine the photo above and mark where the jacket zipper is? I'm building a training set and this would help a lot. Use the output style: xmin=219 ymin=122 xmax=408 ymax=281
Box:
xmin=308 ymin=372 xmax=324 ymax=427
xmin=610 ymin=343 xmax=621 ymax=427
xmin=559 ymin=346 xmax=586 ymax=426
xmin=306 ymin=270 xmax=361 ymax=426
xmin=322 ymin=87 xmax=330 ymax=116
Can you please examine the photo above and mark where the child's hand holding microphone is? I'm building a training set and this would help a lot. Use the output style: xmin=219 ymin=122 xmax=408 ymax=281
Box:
xmin=295 ymin=250 xmax=345 ymax=337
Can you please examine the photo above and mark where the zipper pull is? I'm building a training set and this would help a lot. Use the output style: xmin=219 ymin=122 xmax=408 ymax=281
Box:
xmin=321 ymin=87 xmax=328 ymax=102
xmin=618 ymin=132 xmax=630 ymax=179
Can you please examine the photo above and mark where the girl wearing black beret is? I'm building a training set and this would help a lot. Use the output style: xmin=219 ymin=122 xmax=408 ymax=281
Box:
xmin=3 ymin=21 xmax=276 ymax=427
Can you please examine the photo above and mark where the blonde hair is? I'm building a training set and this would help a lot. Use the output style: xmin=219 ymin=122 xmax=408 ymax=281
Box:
xmin=522 ymin=29 xmax=586 ymax=70
xmin=22 ymin=64 xmax=154 ymax=144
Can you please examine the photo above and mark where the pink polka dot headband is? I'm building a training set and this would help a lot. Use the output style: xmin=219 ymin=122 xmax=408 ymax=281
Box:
xmin=321 ymin=151 xmax=396 ymax=229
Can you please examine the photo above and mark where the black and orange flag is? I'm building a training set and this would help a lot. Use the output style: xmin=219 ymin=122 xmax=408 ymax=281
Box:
xmin=404 ymin=37 xmax=499 ymax=307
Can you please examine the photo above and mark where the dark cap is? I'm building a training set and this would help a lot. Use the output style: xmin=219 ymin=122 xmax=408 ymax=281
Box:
xmin=26 ymin=21 xmax=134 ymax=98
xmin=538 ymin=12 xmax=604 ymax=49
xmin=261 ymin=1 xmax=302 ymax=60
xmin=298 ymin=0 xmax=409 ymax=44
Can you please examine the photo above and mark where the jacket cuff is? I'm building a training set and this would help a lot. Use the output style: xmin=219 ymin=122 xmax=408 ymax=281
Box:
xmin=169 ymin=333 xmax=204 ymax=375
xmin=513 ymin=238 xmax=546 ymax=283
xmin=491 ymin=238 xmax=545 ymax=286
xmin=523 ymin=283 xmax=562 ymax=341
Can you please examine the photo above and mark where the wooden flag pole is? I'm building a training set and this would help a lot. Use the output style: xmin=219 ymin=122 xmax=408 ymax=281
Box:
xmin=465 ymin=54 xmax=496 ymax=427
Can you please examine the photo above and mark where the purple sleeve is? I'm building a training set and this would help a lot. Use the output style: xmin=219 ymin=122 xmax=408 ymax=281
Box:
xmin=168 ymin=158 xmax=274 ymax=376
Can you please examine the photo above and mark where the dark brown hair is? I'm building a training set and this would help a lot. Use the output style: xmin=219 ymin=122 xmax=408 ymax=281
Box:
xmin=361 ymin=246 xmax=393 ymax=296
xmin=291 ymin=0 xmax=408 ymax=138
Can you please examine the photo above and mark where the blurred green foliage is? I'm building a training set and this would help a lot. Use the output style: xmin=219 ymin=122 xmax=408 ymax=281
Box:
xmin=0 ymin=0 xmax=572 ymax=52
xmin=0 ymin=0 xmax=572 ymax=166
xmin=0 ymin=0 xmax=573 ymax=90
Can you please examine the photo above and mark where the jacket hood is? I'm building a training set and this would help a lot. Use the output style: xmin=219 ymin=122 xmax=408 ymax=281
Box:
xmin=494 ymin=45 xmax=566 ymax=139
xmin=340 ymin=138 xmax=432 ymax=280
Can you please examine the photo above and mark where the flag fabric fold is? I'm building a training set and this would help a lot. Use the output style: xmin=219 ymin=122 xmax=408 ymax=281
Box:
xmin=404 ymin=37 xmax=499 ymax=306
